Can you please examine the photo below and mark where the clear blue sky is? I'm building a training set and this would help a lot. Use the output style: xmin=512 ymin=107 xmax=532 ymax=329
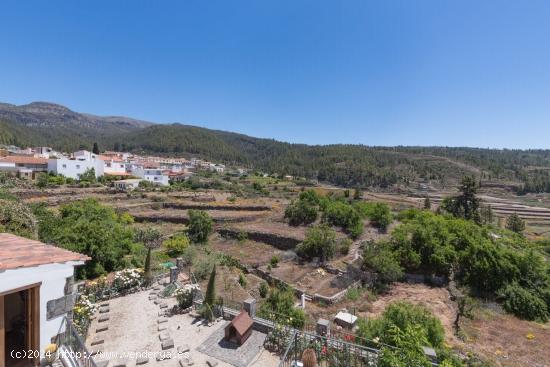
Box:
xmin=1 ymin=1 xmax=549 ymax=148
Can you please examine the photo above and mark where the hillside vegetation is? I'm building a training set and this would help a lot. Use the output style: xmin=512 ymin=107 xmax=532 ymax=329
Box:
xmin=3 ymin=101 xmax=550 ymax=191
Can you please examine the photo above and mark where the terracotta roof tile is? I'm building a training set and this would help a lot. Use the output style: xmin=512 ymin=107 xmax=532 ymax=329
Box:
xmin=0 ymin=233 xmax=90 ymax=271
xmin=0 ymin=156 xmax=47 ymax=165
xmin=229 ymin=310 xmax=253 ymax=335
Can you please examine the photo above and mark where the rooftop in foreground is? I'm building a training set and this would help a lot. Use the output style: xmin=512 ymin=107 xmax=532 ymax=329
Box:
xmin=0 ymin=233 xmax=90 ymax=271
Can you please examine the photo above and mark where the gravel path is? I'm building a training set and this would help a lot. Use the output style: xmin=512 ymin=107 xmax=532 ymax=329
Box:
xmin=86 ymin=288 xmax=279 ymax=367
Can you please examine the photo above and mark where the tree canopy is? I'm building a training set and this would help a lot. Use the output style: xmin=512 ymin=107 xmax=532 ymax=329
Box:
xmin=33 ymin=199 xmax=135 ymax=278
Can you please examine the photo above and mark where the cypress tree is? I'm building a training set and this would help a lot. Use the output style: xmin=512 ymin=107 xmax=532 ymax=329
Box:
xmin=202 ymin=265 xmax=217 ymax=321
xmin=92 ymin=142 xmax=100 ymax=154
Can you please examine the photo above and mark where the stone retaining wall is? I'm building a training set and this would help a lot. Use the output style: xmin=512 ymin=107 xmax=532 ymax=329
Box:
xmin=219 ymin=228 xmax=302 ymax=250
xmin=163 ymin=202 xmax=271 ymax=211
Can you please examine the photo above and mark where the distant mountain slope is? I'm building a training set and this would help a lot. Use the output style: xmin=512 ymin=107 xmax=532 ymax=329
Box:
xmin=2 ymin=101 xmax=550 ymax=190
xmin=0 ymin=102 xmax=151 ymax=151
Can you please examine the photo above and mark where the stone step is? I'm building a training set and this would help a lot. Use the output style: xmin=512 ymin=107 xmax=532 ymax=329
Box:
xmin=159 ymin=331 xmax=171 ymax=341
xmin=90 ymin=346 xmax=104 ymax=356
xmin=98 ymin=315 xmax=110 ymax=322
xmin=112 ymin=359 xmax=128 ymax=367
xmin=177 ymin=345 xmax=190 ymax=354
xmin=96 ymin=325 xmax=109 ymax=332
xmin=161 ymin=338 xmax=174 ymax=350
xmin=91 ymin=338 xmax=104 ymax=346
xmin=136 ymin=356 xmax=149 ymax=365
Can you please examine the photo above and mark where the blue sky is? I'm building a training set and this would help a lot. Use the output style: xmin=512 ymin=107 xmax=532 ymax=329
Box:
xmin=1 ymin=1 xmax=549 ymax=148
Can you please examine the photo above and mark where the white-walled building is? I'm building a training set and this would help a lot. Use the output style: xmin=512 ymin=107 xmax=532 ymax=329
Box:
xmin=0 ymin=156 xmax=48 ymax=179
xmin=131 ymin=167 xmax=170 ymax=186
xmin=47 ymin=156 xmax=104 ymax=180
xmin=113 ymin=178 xmax=142 ymax=191
xmin=73 ymin=150 xmax=97 ymax=161
xmin=0 ymin=233 xmax=89 ymax=365
xmin=101 ymin=156 xmax=128 ymax=176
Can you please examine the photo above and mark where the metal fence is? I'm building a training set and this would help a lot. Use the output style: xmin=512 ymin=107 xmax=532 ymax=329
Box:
xmin=55 ymin=316 xmax=97 ymax=367
xmin=278 ymin=329 xmax=380 ymax=367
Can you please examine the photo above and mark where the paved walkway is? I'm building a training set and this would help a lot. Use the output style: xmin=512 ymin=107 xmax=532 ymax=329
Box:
xmin=86 ymin=286 xmax=279 ymax=367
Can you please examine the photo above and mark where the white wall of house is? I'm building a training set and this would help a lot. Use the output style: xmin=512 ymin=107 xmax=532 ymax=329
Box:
xmin=104 ymin=160 xmax=127 ymax=175
xmin=0 ymin=161 xmax=16 ymax=170
xmin=48 ymin=158 xmax=104 ymax=179
xmin=73 ymin=150 xmax=97 ymax=160
xmin=131 ymin=167 xmax=169 ymax=186
xmin=114 ymin=179 xmax=142 ymax=191
xmin=0 ymin=261 xmax=84 ymax=353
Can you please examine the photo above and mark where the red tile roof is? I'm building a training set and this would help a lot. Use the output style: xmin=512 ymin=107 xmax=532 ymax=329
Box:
xmin=0 ymin=156 xmax=47 ymax=165
xmin=0 ymin=233 xmax=90 ymax=271
xmin=229 ymin=310 xmax=254 ymax=336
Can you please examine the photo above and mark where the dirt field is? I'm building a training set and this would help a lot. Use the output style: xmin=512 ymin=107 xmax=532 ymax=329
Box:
xmin=210 ymin=236 xmax=285 ymax=266
xmin=356 ymin=282 xmax=550 ymax=367
xmin=461 ymin=307 xmax=550 ymax=367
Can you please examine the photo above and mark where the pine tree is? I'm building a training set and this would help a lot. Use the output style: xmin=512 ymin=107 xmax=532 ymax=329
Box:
xmin=92 ymin=142 xmax=100 ymax=154
xmin=423 ymin=196 xmax=431 ymax=210
xmin=506 ymin=213 xmax=525 ymax=233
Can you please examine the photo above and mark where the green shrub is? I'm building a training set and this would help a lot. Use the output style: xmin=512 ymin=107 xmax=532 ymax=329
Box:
xmin=175 ymin=285 xmax=198 ymax=309
xmin=33 ymin=199 xmax=134 ymax=278
xmin=363 ymin=242 xmax=403 ymax=289
xmin=369 ymin=203 xmax=393 ymax=230
xmin=187 ymin=210 xmax=213 ymax=243
xmin=499 ymin=283 xmax=549 ymax=322
xmin=296 ymin=224 xmax=336 ymax=262
xmin=284 ymin=199 xmax=318 ymax=226
xmin=164 ymin=234 xmax=190 ymax=257
xmin=337 ymin=238 xmax=352 ymax=255
xmin=358 ymin=301 xmax=445 ymax=348
xmin=193 ymin=256 xmax=217 ymax=280
xmin=259 ymin=282 xmax=269 ymax=298
xmin=346 ymin=287 xmax=361 ymax=301
xmin=238 ymin=273 xmax=247 ymax=288
xmin=258 ymin=287 xmax=306 ymax=328
xmin=1 ymin=199 xmax=38 ymax=239
xmin=323 ymin=200 xmax=362 ymax=236
xmin=270 ymin=255 xmax=280 ymax=267
xmin=237 ymin=230 xmax=248 ymax=242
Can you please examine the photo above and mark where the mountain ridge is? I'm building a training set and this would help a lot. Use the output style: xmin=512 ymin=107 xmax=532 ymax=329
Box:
xmin=2 ymin=101 xmax=550 ymax=190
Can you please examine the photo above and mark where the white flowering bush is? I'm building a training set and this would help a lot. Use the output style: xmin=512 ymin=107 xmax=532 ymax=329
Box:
xmin=112 ymin=268 xmax=144 ymax=292
xmin=174 ymin=284 xmax=200 ymax=309
xmin=73 ymin=294 xmax=97 ymax=334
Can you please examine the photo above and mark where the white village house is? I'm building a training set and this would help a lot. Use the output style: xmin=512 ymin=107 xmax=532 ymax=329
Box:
xmin=130 ymin=167 xmax=169 ymax=186
xmin=99 ymin=155 xmax=128 ymax=176
xmin=113 ymin=178 xmax=142 ymax=191
xmin=0 ymin=157 xmax=48 ymax=180
xmin=47 ymin=151 xmax=104 ymax=180
xmin=0 ymin=233 xmax=89 ymax=367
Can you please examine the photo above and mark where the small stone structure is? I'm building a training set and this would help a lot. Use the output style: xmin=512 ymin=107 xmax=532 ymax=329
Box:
xmin=243 ymin=298 xmax=257 ymax=318
xmin=170 ymin=266 xmax=179 ymax=283
xmin=316 ymin=318 xmax=330 ymax=337
xmin=224 ymin=310 xmax=253 ymax=346
xmin=334 ymin=311 xmax=357 ymax=329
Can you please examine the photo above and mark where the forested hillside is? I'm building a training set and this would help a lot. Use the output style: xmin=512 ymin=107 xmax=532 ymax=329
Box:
xmin=2 ymin=101 xmax=550 ymax=191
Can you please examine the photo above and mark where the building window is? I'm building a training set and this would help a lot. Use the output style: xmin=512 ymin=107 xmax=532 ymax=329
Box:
xmin=62 ymin=164 xmax=67 ymax=168
xmin=76 ymin=165 xmax=80 ymax=169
